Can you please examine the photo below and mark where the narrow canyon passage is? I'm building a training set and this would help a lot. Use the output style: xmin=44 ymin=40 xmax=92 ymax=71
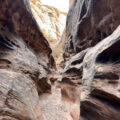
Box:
xmin=0 ymin=0 xmax=120 ymax=120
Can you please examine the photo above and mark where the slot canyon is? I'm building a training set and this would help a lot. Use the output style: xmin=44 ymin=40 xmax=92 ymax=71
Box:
xmin=0 ymin=0 xmax=120 ymax=120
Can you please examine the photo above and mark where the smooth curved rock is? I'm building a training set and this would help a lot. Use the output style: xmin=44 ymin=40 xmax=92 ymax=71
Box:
xmin=0 ymin=0 xmax=55 ymax=119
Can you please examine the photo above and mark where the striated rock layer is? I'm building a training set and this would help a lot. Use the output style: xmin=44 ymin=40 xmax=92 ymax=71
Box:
xmin=30 ymin=0 xmax=67 ymax=61
xmin=1 ymin=0 xmax=120 ymax=120
xmin=0 ymin=0 xmax=55 ymax=119
xmin=30 ymin=0 xmax=67 ymax=49
xmin=62 ymin=0 xmax=120 ymax=120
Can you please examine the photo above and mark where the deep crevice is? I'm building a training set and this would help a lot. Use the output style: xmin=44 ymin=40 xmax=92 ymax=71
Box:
xmin=96 ymin=40 xmax=120 ymax=63
xmin=0 ymin=35 xmax=13 ymax=50
xmin=90 ymin=89 xmax=120 ymax=111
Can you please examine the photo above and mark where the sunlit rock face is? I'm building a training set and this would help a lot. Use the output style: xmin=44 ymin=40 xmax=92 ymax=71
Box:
xmin=30 ymin=0 xmax=67 ymax=50
xmin=40 ymin=0 xmax=69 ymax=13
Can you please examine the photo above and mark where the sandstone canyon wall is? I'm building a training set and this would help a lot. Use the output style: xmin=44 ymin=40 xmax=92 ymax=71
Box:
xmin=0 ymin=0 xmax=120 ymax=120
xmin=30 ymin=0 xmax=67 ymax=53
xmin=0 ymin=0 xmax=55 ymax=119
xmin=62 ymin=0 xmax=120 ymax=120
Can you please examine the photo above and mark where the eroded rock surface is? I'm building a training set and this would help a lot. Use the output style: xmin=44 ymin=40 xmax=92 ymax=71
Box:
xmin=62 ymin=0 xmax=120 ymax=120
xmin=0 ymin=0 xmax=55 ymax=119
xmin=1 ymin=0 xmax=120 ymax=120
xmin=30 ymin=0 xmax=67 ymax=53
xmin=64 ymin=0 xmax=120 ymax=57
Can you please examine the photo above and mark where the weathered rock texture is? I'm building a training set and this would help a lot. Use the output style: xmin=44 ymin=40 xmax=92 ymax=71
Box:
xmin=0 ymin=0 xmax=55 ymax=119
xmin=30 ymin=0 xmax=67 ymax=50
xmin=1 ymin=0 xmax=120 ymax=120
xmin=62 ymin=0 xmax=120 ymax=120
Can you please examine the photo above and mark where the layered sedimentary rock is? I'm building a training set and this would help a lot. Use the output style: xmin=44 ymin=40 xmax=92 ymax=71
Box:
xmin=64 ymin=0 xmax=120 ymax=56
xmin=1 ymin=0 xmax=120 ymax=120
xmin=30 ymin=0 xmax=67 ymax=49
xmin=62 ymin=0 xmax=120 ymax=120
xmin=0 ymin=0 xmax=55 ymax=119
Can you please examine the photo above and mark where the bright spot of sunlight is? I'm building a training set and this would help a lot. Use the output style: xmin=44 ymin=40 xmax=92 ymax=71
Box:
xmin=41 ymin=0 xmax=69 ymax=13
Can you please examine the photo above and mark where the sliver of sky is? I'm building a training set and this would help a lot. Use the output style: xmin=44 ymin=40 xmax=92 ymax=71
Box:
xmin=41 ymin=0 xmax=69 ymax=13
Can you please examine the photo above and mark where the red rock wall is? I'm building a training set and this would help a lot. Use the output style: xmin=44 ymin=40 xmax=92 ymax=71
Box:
xmin=0 ymin=0 xmax=55 ymax=119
